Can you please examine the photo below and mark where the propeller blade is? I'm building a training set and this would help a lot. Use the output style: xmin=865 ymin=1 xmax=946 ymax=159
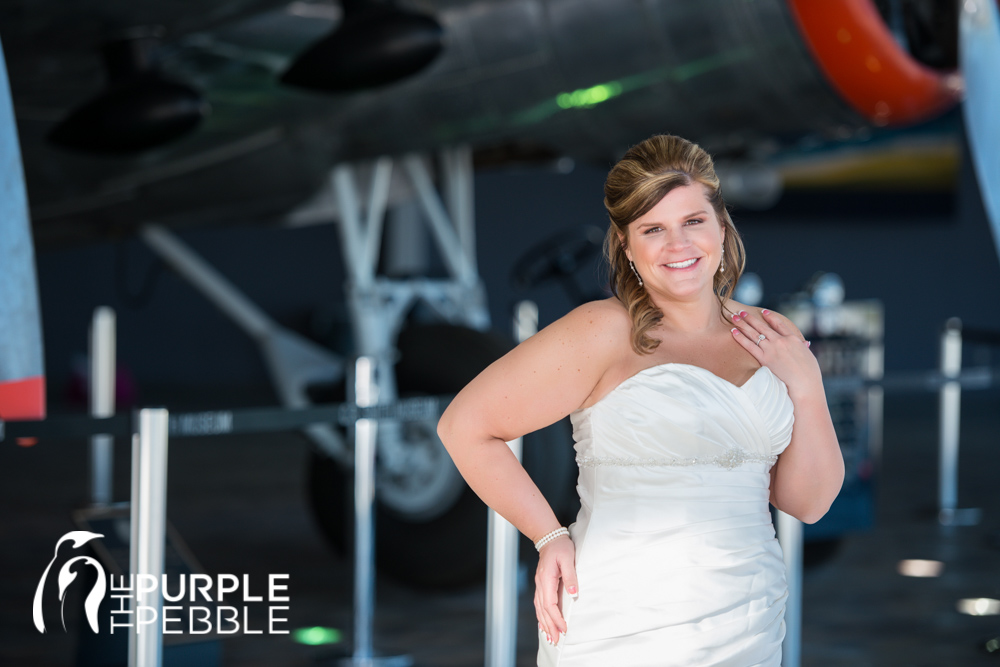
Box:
xmin=0 ymin=36 xmax=45 ymax=421
xmin=960 ymin=0 xmax=1000 ymax=261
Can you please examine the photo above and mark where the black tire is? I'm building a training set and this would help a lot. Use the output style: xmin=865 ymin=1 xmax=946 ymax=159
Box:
xmin=307 ymin=323 xmax=578 ymax=588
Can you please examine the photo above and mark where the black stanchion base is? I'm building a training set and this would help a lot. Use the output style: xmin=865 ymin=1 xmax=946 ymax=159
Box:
xmin=313 ymin=644 xmax=414 ymax=667
xmin=333 ymin=655 xmax=413 ymax=667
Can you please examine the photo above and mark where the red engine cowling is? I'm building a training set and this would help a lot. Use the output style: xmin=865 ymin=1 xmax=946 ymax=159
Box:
xmin=786 ymin=0 xmax=962 ymax=127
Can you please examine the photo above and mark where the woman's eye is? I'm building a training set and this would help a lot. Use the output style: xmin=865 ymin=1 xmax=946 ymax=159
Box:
xmin=686 ymin=218 xmax=703 ymax=225
xmin=643 ymin=226 xmax=661 ymax=234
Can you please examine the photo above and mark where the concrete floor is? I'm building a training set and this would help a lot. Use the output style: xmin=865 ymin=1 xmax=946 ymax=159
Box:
xmin=3 ymin=388 xmax=1000 ymax=666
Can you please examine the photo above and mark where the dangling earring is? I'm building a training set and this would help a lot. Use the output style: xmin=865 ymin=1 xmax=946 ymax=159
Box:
xmin=629 ymin=260 xmax=643 ymax=287
xmin=718 ymin=247 xmax=725 ymax=274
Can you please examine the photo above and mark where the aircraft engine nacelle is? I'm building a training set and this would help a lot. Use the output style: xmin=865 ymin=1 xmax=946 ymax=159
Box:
xmin=315 ymin=0 xmax=960 ymax=165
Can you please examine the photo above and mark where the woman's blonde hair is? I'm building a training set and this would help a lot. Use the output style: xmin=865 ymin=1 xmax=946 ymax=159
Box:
xmin=603 ymin=134 xmax=746 ymax=354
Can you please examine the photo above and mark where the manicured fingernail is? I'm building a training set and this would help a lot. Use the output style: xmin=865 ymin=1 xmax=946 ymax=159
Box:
xmin=732 ymin=313 xmax=741 ymax=322
xmin=567 ymin=585 xmax=578 ymax=595
xmin=731 ymin=327 xmax=739 ymax=335
xmin=806 ymin=341 xmax=812 ymax=348
xmin=762 ymin=309 xmax=770 ymax=314
xmin=739 ymin=311 xmax=748 ymax=317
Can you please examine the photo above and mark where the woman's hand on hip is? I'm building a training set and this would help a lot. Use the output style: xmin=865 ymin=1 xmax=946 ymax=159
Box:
xmin=730 ymin=309 xmax=822 ymax=399
xmin=534 ymin=534 xmax=577 ymax=647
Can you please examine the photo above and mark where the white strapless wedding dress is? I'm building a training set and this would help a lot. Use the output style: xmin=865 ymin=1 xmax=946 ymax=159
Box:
xmin=538 ymin=363 xmax=795 ymax=667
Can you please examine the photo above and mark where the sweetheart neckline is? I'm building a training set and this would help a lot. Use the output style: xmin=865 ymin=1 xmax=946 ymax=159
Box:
xmin=579 ymin=362 xmax=771 ymax=413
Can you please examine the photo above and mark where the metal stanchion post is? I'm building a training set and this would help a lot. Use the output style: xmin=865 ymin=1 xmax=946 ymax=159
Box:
xmin=353 ymin=356 xmax=377 ymax=667
xmin=90 ymin=307 xmax=116 ymax=506
xmin=938 ymin=318 xmax=961 ymax=519
xmin=484 ymin=439 xmax=521 ymax=667
xmin=777 ymin=510 xmax=802 ymax=667
xmin=938 ymin=318 xmax=980 ymax=526
xmin=129 ymin=409 xmax=169 ymax=667
xmin=342 ymin=357 xmax=411 ymax=667
xmin=484 ymin=300 xmax=537 ymax=667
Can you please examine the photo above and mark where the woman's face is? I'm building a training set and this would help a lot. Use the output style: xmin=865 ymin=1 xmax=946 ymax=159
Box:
xmin=622 ymin=183 xmax=724 ymax=302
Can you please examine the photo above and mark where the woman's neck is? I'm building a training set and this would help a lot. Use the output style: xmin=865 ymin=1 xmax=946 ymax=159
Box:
xmin=650 ymin=292 xmax=726 ymax=335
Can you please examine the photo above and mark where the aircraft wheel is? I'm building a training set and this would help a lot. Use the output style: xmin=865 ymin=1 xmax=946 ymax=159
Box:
xmin=307 ymin=323 xmax=577 ymax=588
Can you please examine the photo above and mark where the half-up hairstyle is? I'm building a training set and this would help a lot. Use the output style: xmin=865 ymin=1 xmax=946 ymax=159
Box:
xmin=603 ymin=134 xmax=746 ymax=355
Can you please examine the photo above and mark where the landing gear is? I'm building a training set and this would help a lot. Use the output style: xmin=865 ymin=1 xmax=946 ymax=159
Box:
xmin=307 ymin=324 xmax=577 ymax=588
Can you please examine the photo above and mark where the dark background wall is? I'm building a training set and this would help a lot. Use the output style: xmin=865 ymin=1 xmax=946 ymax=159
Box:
xmin=34 ymin=142 xmax=1000 ymax=409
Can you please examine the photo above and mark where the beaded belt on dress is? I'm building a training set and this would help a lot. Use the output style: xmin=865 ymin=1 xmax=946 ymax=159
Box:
xmin=576 ymin=448 xmax=777 ymax=470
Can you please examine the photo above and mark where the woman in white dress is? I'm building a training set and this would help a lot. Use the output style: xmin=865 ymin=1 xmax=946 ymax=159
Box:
xmin=437 ymin=135 xmax=844 ymax=666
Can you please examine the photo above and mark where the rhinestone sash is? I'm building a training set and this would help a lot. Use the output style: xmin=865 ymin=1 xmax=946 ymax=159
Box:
xmin=576 ymin=448 xmax=777 ymax=470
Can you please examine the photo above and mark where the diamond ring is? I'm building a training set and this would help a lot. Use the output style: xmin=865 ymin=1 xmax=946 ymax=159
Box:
xmin=756 ymin=333 xmax=766 ymax=346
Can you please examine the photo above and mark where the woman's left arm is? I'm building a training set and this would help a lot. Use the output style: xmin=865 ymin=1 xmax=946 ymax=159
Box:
xmin=731 ymin=308 xmax=845 ymax=524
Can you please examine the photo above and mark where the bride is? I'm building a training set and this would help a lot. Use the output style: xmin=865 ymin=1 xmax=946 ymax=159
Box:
xmin=437 ymin=134 xmax=844 ymax=666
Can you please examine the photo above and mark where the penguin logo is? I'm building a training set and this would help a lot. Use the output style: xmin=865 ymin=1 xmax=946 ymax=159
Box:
xmin=33 ymin=531 xmax=106 ymax=633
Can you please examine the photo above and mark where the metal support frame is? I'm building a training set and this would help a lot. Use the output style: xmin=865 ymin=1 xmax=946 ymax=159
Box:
xmin=141 ymin=224 xmax=349 ymax=466
xmin=142 ymin=145 xmax=489 ymax=496
xmin=484 ymin=300 xmax=538 ymax=667
xmin=777 ymin=511 xmax=803 ymax=667
xmin=129 ymin=409 xmax=169 ymax=667
xmin=334 ymin=146 xmax=489 ymax=373
xmin=330 ymin=146 xmax=489 ymax=518
xmin=90 ymin=307 xmax=116 ymax=506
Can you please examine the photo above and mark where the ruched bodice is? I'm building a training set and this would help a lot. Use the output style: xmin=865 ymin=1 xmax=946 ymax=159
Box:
xmin=539 ymin=363 xmax=795 ymax=667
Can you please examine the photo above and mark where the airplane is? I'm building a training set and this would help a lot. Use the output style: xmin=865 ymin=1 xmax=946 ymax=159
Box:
xmin=2 ymin=0 xmax=997 ymax=587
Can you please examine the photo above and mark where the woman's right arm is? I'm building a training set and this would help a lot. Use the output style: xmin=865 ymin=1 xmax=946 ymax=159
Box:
xmin=437 ymin=300 xmax=624 ymax=644
xmin=437 ymin=299 xmax=622 ymax=541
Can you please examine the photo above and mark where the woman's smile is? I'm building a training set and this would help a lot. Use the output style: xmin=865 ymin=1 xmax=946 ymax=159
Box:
xmin=663 ymin=257 xmax=699 ymax=270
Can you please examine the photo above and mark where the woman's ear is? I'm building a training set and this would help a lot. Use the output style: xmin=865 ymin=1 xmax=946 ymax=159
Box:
xmin=618 ymin=232 xmax=632 ymax=262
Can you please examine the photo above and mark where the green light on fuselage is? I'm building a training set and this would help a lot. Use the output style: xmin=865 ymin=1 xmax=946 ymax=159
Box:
xmin=292 ymin=626 xmax=343 ymax=646
xmin=556 ymin=81 xmax=623 ymax=109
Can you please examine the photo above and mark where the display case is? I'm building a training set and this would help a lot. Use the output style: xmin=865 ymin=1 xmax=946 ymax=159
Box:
xmin=779 ymin=298 xmax=884 ymax=540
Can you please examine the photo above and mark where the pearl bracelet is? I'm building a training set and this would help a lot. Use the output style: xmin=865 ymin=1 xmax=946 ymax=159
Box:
xmin=534 ymin=527 xmax=569 ymax=551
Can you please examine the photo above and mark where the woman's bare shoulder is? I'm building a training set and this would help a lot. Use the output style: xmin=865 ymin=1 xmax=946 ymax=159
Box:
xmin=556 ymin=297 xmax=632 ymax=352
xmin=513 ymin=298 xmax=631 ymax=383
xmin=439 ymin=298 xmax=631 ymax=440
xmin=565 ymin=296 xmax=630 ymax=325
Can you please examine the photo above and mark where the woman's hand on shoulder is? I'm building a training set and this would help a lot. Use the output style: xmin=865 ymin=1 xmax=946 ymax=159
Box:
xmin=729 ymin=306 xmax=822 ymax=400
xmin=439 ymin=298 xmax=628 ymax=446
